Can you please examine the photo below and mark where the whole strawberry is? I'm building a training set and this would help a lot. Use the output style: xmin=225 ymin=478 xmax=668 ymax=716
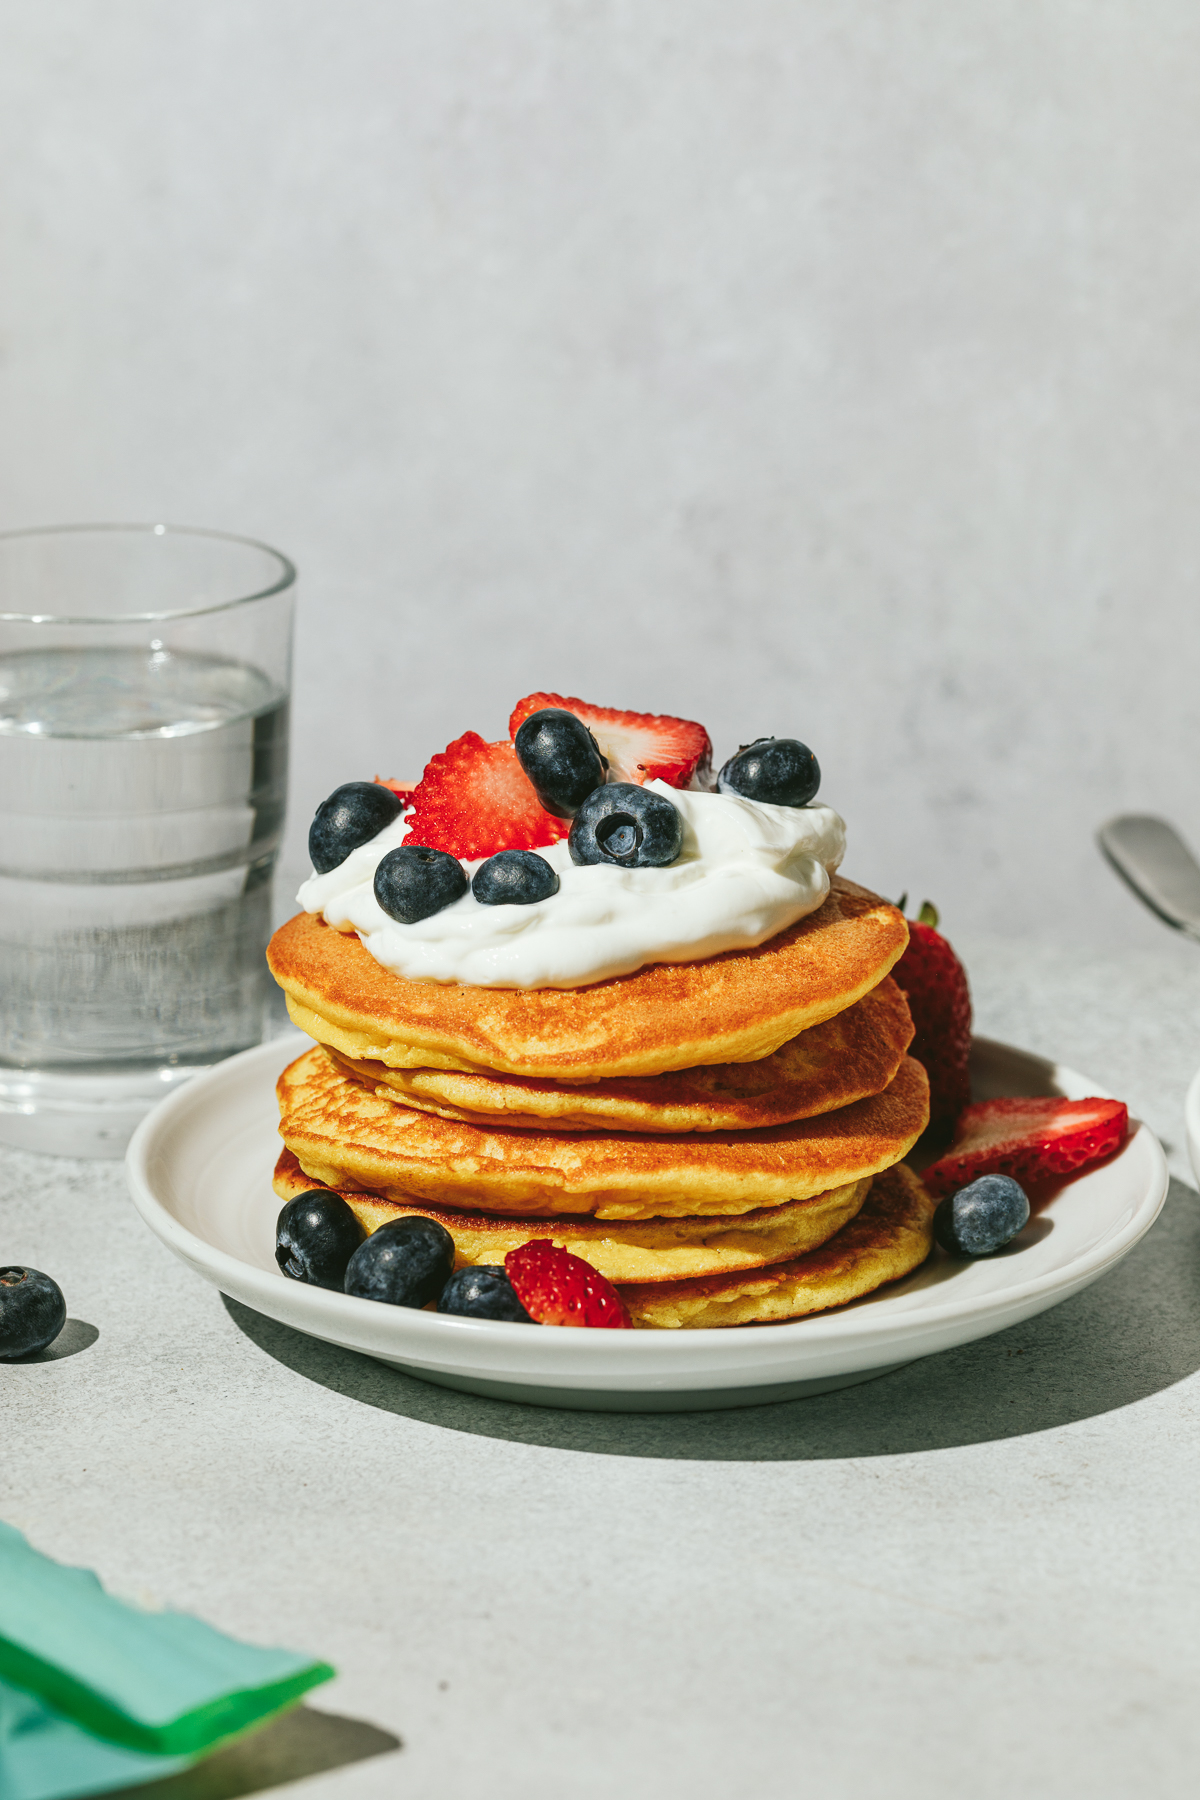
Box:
xmin=891 ymin=899 xmax=972 ymax=1136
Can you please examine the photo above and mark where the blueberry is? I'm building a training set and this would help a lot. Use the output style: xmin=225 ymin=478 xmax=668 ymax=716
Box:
xmin=568 ymin=783 xmax=683 ymax=868
xmin=309 ymin=782 xmax=405 ymax=875
xmin=513 ymin=708 xmax=607 ymax=818
xmin=472 ymin=850 xmax=560 ymax=907
xmin=344 ymin=1216 xmax=456 ymax=1308
xmin=717 ymin=738 xmax=820 ymax=808
xmin=933 ymin=1175 xmax=1031 ymax=1257
xmin=374 ymin=844 xmax=468 ymax=923
xmin=0 ymin=1267 xmax=67 ymax=1359
xmin=437 ymin=1265 xmax=534 ymax=1321
xmin=275 ymin=1190 xmax=366 ymax=1290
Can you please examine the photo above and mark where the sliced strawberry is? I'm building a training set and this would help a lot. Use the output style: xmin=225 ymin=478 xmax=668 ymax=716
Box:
xmin=373 ymin=776 xmax=416 ymax=807
xmin=505 ymin=1240 xmax=632 ymax=1329
xmin=922 ymin=1096 xmax=1129 ymax=1198
xmin=509 ymin=693 xmax=712 ymax=789
xmin=891 ymin=901 xmax=972 ymax=1134
xmin=403 ymin=734 xmax=569 ymax=861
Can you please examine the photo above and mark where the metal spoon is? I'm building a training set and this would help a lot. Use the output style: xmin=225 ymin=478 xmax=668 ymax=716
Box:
xmin=1097 ymin=814 xmax=1200 ymax=942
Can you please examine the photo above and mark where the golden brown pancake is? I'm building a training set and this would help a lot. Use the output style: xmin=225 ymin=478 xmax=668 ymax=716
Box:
xmin=273 ymin=1147 xmax=872 ymax=1284
xmin=330 ymin=976 xmax=913 ymax=1134
xmin=267 ymin=875 xmax=908 ymax=1082
xmin=620 ymin=1163 xmax=934 ymax=1328
xmin=277 ymin=1044 xmax=929 ymax=1219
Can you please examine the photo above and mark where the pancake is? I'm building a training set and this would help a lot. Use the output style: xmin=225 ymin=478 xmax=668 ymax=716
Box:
xmin=330 ymin=976 xmax=913 ymax=1134
xmin=620 ymin=1163 xmax=934 ymax=1328
xmin=267 ymin=875 xmax=908 ymax=1082
xmin=277 ymin=1044 xmax=929 ymax=1219
xmin=273 ymin=1147 xmax=872 ymax=1284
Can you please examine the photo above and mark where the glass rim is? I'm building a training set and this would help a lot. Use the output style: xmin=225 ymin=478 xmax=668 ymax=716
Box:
xmin=0 ymin=522 xmax=297 ymax=625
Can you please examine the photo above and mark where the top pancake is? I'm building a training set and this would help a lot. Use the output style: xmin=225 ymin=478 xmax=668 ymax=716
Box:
xmin=268 ymin=874 xmax=908 ymax=1082
xmin=332 ymin=975 xmax=913 ymax=1133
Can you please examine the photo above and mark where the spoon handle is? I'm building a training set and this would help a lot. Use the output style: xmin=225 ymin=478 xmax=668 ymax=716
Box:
xmin=1097 ymin=814 xmax=1200 ymax=941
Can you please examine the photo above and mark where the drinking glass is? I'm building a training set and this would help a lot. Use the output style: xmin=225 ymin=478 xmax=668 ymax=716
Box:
xmin=0 ymin=524 xmax=295 ymax=1157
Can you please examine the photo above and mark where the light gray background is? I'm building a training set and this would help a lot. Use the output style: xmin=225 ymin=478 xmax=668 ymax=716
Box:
xmin=3 ymin=2 xmax=1198 ymax=940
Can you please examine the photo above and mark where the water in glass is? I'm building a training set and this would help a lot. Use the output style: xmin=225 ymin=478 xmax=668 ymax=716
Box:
xmin=0 ymin=643 xmax=289 ymax=1077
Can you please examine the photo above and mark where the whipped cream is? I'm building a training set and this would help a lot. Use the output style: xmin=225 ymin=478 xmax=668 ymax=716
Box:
xmin=298 ymin=782 xmax=845 ymax=990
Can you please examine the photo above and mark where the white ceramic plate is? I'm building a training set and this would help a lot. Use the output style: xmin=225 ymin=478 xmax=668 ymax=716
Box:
xmin=125 ymin=1032 xmax=1167 ymax=1412
xmin=1184 ymin=1066 xmax=1200 ymax=1189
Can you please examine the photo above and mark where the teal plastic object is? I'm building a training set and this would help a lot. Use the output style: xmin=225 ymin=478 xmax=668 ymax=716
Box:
xmin=0 ymin=1522 xmax=334 ymax=1760
xmin=0 ymin=1678 xmax=195 ymax=1800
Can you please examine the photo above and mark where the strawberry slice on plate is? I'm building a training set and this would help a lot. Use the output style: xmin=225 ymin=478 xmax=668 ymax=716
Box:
xmin=922 ymin=1096 xmax=1129 ymax=1199
xmin=404 ymin=733 xmax=568 ymax=861
xmin=509 ymin=693 xmax=712 ymax=789
xmin=505 ymin=1240 xmax=632 ymax=1329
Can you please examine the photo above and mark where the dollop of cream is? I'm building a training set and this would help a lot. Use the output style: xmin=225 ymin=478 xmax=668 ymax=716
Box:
xmin=298 ymin=781 xmax=846 ymax=990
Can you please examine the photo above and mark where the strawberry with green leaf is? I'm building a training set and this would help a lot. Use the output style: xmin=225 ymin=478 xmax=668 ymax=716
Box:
xmin=891 ymin=898 xmax=972 ymax=1136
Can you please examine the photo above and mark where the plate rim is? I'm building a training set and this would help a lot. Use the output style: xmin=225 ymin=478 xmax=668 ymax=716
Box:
xmin=125 ymin=1030 xmax=1169 ymax=1360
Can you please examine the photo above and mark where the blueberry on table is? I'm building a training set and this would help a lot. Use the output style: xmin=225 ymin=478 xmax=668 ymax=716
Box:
xmin=344 ymin=1216 xmax=456 ymax=1308
xmin=0 ymin=1267 xmax=67 ymax=1359
xmin=438 ymin=1265 xmax=534 ymax=1321
xmin=309 ymin=782 xmax=405 ymax=875
xmin=513 ymin=708 xmax=607 ymax=818
xmin=933 ymin=1175 xmax=1031 ymax=1257
xmin=717 ymin=738 xmax=820 ymax=808
xmin=276 ymin=1190 xmax=366 ymax=1290
xmin=568 ymin=783 xmax=683 ymax=869
xmin=472 ymin=850 xmax=560 ymax=907
xmin=374 ymin=845 xmax=468 ymax=923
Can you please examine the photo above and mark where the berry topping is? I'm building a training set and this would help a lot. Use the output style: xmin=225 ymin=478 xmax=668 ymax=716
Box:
xmin=717 ymin=737 xmax=820 ymax=807
xmin=344 ymin=1216 xmax=456 ymax=1308
xmin=504 ymin=1240 xmax=632 ymax=1328
xmin=509 ymin=693 xmax=712 ymax=789
xmin=373 ymin=777 xmax=416 ymax=806
xmin=309 ymin=781 xmax=406 ymax=875
xmin=891 ymin=900 xmax=972 ymax=1134
xmin=437 ymin=1265 xmax=534 ymax=1321
xmin=404 ymin=733 xmax=569 ymax=860
xmin=513 ymin=708 xmax=608 ymax=817
xmin=568 ymin=783 xmax=683 ymax=869
xmin=275 ymin=1190 xmax=366 ymax=1290
xmin=932 ymin=1175 xmax=1030 ymax=1257
xmin=375 ymin=845 xmax=468 ymax=923
xmin=472 ymin=849 xmax=560 ymax=907
xmin=0 ymin=1267 xmax=67 ymax=1359
xmin=922 ymin=1095 xmax=1129 ymax=1198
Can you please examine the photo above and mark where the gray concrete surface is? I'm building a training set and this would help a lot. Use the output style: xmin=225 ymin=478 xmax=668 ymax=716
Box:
xmin=4 ymin=934 xmax=1200 ymax=1799
xmin=4 ymin=3 xmax=1200 ymax=947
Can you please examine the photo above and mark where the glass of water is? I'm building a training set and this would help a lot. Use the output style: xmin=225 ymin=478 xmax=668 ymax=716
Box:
xmin=0 ymin=523 xmax=295 ymax=1157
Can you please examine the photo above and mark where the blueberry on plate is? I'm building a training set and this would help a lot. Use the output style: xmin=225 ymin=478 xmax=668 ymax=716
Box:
xmin=933 ymin=1174 xmax=1031 ymax=1257
xmin=344 ymin=1216 xmax=456 ymax=1308
xmin=568 ymin=783 xmax=683 ymax=868
xmin=374 ymin=844 xmax=468 ymax=923
xmin=276 ymin=1190 xmax=366 ymax=1290
xmin=513 ymin=708 xmax=607 ymax=818
xmin=438 ymin=1265 xmax=534 ymax=1321
xmin=717 ymin=738 xmax=820 ymax=808
xmin=472 ymin=849 xmax=560 ymax=907
xmin=309 ymin=782 xmax=405 ymax=875
xmin=0 ymin=1267 xmax=67 ymax=1359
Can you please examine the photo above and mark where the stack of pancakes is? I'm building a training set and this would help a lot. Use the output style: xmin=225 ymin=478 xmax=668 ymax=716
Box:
xmin=267 ymin=875 xmax=936 ymax=1328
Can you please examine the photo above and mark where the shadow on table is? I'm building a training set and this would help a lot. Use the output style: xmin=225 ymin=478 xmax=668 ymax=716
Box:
xmin=105 ymin=1706 xmax=400 ymax=1800
xmin=2 ymin=1318 xmax=99 ymax=1363
xmin=224 ymin=1177 xmax=1200 ymax=1463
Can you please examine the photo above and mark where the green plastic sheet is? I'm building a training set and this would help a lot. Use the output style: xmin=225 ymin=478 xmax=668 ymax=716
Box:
xmin=0 ymin=1521 xmax=333 ymax=1795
